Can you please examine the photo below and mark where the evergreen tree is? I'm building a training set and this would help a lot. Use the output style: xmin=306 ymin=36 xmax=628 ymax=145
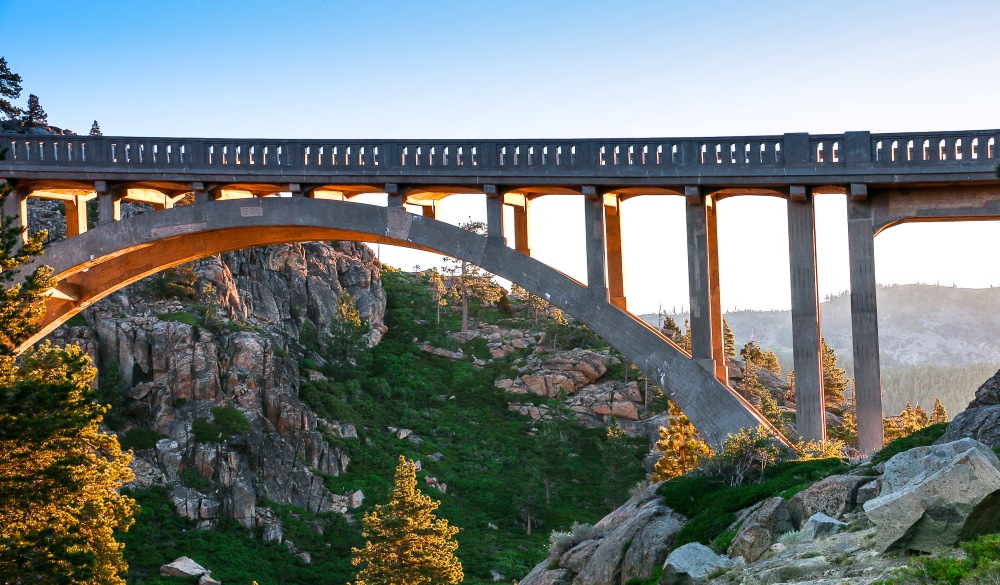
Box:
xmin=761 ymin=349 xmax=781 ymax=376
xmin=829 ymin=404 xmax=858 ymax=446
xmin=0 ymin=57 xmax=22 ymax=121
xmin=441 ymin=221 xmax=503 ymax=332
xmin=0 ymin=342 xmax=137 ymax=584
xmin=22 ymin=94 xmax=47 ymax=127
xmin=350 ymin=456 xmax=463 ymax=585
xmin=679 ymin=319 xmax=692 ymax=354
xmin=742 ymin=358 xmax=786 ymax=434
xmin=821 ymin=338 xmax=848 ymax=406
xmin=931 ymin=397 xmax=948 ymax=424
xmin=327 ymin=289 xmax=370 ymax=370
xmin=599 ymin=416 xmax=641 ymax=510
xmin=426 ymin=268 xmax=447 ymax=324
xmin=1 ymin=154 xmax=57 ymax=354
xmin=659 ymin=313 xmax=682 ymax=343
xmin=89 ymin=120 xmax=102 ymax=136
xmin=723 ymin=319 xmax=736 ymax=361
xmin=651 ymin=400 xmax=712 ymax=482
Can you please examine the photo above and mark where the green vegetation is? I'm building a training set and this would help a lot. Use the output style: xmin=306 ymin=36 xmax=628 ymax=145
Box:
xmin=657 ymin=457 xmax=847 ymax=551
xmin=875 ymin=533 xmax=1000 ymax=585
xmin=119 ymin=428 xmax=165 ymax=452
xmin=191 ymin=404 xmax=250 ymax=443
xmin=870 ymin=422 xmax=949 ymax=466
xmin=156 ymin=311 xmax=201 ymax=327
xmin=120 ymin=486 xmax=361 ymax=585
xmin=122 ymin=268 xmax=644 ymax=584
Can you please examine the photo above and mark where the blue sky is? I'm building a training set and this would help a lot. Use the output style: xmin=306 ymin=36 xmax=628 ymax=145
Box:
xmin=3 ymin=0 xmax=1000 ymax=312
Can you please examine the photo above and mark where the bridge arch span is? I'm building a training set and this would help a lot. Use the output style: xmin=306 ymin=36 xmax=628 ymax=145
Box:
xmin=22 ymin=197 xmax=780 ymax=447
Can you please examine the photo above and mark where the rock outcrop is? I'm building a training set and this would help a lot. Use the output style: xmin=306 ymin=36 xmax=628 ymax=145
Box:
xmin=520 ymin=484 xmax=685 ymax=585
xmin=939 ymin=404 xmax=1000 ymax=448
xmin=727 ymin=497 xmax=792 ymax=563
xmin=49 ymin=242 xmax=386 ymax=529
xmin=863 ymin=438 xmax=1000 ymax=552
xmin=662 ymin=543 xmax=735 ymax=585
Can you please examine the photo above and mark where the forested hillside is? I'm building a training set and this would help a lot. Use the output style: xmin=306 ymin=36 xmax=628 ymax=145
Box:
xmin=645 ymin=284 xmax=1000 ymax=416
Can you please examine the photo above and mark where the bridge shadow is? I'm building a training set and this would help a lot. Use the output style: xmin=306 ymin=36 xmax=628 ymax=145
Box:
xmin=22 ymin=197 xmax=783 ymax=447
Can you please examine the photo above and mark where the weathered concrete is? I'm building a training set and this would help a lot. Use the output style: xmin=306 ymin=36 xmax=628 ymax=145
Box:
xmin=14 ymin=197 xmax=780 ymax=448
xmin=6 ymin=128 xmax=1000 ymax=447
xmin=847 ymin=196 xmax=884 ymax=453
xmin=786 ymin=188 xmax=825 ymax=442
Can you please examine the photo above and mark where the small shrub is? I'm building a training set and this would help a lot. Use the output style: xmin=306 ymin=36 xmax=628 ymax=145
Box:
xmin=180 ymin=468 xmax=212 ymax=493
xmin=549 ymin=522 xmax=599 ymax=555
xmin=778 ymin=529 xmax=807 ymax=545
xmin=119 ymin=428 xmax=165 ymax=451
xmin=192 ymin=416 xmax=223 ymax=443
xmin=211 ymin=404 xmax=250 ymax=438
xmin=157 ymin=311 xmax=201 ymax=328
xmin=699 ymin=425 xmax=782 ymax=487
xmin=66 ymin=313 xmax=88 ymax=327
xmin=798 ymin=550 xmax=821 ymax=559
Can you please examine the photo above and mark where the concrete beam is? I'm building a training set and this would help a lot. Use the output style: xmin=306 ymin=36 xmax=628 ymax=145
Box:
xmin=583 ymin=186 xmax=608 ymax=300
xmin=604 ymin=194 xmax=627 ymax=311
xmin=847 ymin=195 xmax=885 ymax=453
xmin=787 ymin=187 xmax=825 ymax=442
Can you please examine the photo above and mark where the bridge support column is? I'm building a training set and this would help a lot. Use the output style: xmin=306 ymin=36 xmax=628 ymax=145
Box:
xmin=2 ymin=184 xmax=28 ymax=243
xmin=485 ymin=185 xmax=505 ymax=245
xmin=604 ymin=194 xmax=627 ymax=311
xmin=847 ymin=187 xmax=885 ymax=453
xmin=65 ymin=194 xmax=90 ymax=237
xmin=385 ymin=183 xmax=405 ymax=208
xmin=96 ymin=181 xmax=125 ymax=225
xmin=192 ymin=182 xmax=210 ymax=205
xmin=583 ymin=187 xmax=608 ymax=301
xmin=686 ymin=187 xmax=726 ymax=382
xmin=787 ymin=186 xmax=825 ymax=442
xmin=512 ymin=199 xmax=531 ymax=256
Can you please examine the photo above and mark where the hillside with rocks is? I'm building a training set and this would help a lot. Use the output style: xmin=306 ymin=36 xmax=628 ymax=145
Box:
xmin=519 ymin=375 xmax=1000 ymax=585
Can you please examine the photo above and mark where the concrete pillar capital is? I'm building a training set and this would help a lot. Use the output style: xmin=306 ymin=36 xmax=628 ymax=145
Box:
xmin=789 ymin=185 xmax=809 ymax=202
xmin=483 ymin=184 xmax=500 ymax=198
xmin=850 ymin=183 xmax=869 ymax=201
xmin=684 ymin=186 xmax=702 ymax=206
xmin=582 ymin=185 xmax=598 ymax=200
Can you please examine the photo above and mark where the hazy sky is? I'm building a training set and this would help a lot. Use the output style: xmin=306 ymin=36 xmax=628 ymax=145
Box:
xmin=3 ymin=0 xmax=999 ymax=313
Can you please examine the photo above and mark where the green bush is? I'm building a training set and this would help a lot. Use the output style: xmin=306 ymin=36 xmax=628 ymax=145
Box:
xmin=157 ymin=311 xmax=201 ymax=328
xmin=658 ymin=457 xmax=847 ymax=550
xmin=192 ymin=416 xmax=224 ymax=443
xmin=180 ymin=468 xmax=212 ymax=493
xmin=119 ymin=428 xmax=166 ymax=452
xmin=874 ymin=534 xmax=1000 ymax=584
xmin=211 ymin=404 xmax=250 ymax=437
xmin=871 ymin=422 xmax=949 ymax=466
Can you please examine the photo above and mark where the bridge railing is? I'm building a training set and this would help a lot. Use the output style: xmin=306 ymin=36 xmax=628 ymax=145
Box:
xmin=4 ymin=131 xmax=999 ymax=175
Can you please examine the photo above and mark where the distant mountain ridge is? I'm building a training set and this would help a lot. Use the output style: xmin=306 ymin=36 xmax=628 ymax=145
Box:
xmin=643 ymin=284 xmax=1000 ymax=368
xmin=642 ymin=284 xmax=1000 ymax=416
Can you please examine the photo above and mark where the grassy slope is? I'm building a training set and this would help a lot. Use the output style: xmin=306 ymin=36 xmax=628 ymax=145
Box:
xmin=120 ymin=269 xmax=645 ymax=584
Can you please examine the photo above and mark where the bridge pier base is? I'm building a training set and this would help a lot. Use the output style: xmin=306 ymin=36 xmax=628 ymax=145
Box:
xmin=787 ymin=187 xmax=826 ymax=443
xmin=848 ymin=194 xmax=885 ymax=453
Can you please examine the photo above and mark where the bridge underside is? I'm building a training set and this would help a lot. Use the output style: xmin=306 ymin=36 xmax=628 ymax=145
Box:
xmin=19 ymin=197 xmax=782 ymax=448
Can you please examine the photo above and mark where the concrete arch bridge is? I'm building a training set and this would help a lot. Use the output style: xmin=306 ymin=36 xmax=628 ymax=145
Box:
xmin=3 ymin=129 xmax=1000 ymax=452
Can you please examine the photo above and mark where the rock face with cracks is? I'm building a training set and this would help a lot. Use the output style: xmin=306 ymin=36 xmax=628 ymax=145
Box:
xmin=863 ymin=438 xmax=1000 ymax=552
xmin=48 ymin=242 xmax=386 ymax=530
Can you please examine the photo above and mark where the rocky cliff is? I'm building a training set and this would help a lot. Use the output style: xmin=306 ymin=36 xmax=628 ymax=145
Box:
xmin=49 ymin=241 xmax=386 ymax=538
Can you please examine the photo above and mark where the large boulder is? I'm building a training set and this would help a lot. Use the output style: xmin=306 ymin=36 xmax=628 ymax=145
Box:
xmin=863 ymin=438 xmax=1000 ymax=552
xmin=938 ymin=405 xmax=1000 ymax=448
xmin=160 ymin=557 xmax=208 ymax=578
xmin=788 ymin=475 xmax=870 ymax=527
xmin=800 ymin=512 xmax=847 ymax=541
xmin=727 ymin=497 xmax=793 ymax=562
xmin=968 ymin=368 xmax=1000 ymax=408
xmin=662 ymin=543 xmax=734 ymax=585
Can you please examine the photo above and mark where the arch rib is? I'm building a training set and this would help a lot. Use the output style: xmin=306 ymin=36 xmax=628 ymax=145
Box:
xmin=20 ymin=198 xmax=784 ymax=447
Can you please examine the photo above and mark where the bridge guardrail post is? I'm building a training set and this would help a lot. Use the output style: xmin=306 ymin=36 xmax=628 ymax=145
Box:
xmin=782 ymin=133 xmax=810 ymax=165
xmin=844 ymin=131 xmax=872 ymax=165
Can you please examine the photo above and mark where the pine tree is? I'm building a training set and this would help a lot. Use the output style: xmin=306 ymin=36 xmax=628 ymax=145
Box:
xmin=599 ymin=416 xmax=641 ymax=510
xmin=931 ymin=397 xmax=948 ymax=424
xmin=821 ymin=338 xmax=847 ymax=406
xmin=679 ymin=319 xmax=692 ymax=354
xmin=22 ymin=94 xmax=47 ymax=127
xmin=660 ymin=314 xmax=682 ymax=343
xmin=426 ymin=268 xmax=447 ymax=324
xmin=723 ymin=319 xmax=736 ymax=361
xmin=90 ymin=120 xmax=102 ymax=136
xmin=651 ymin=401 xmax=712 ymax=482
xmin=0 ymin=57 xmax=22 ymax=121
xmin=0 ymin=342 xmax=137 ymax=584
xmin=1 ymin=155 xmax=57 ymax=354
xmin=328 ymin=289 xmax=369 ymax=370
xmin=441 ymin=221 xmax=503 ymax=332
xmin=350 ymin=456 xmax=463 ymax=585
xmin=761 ymin=349 xmax=781 ymax=376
